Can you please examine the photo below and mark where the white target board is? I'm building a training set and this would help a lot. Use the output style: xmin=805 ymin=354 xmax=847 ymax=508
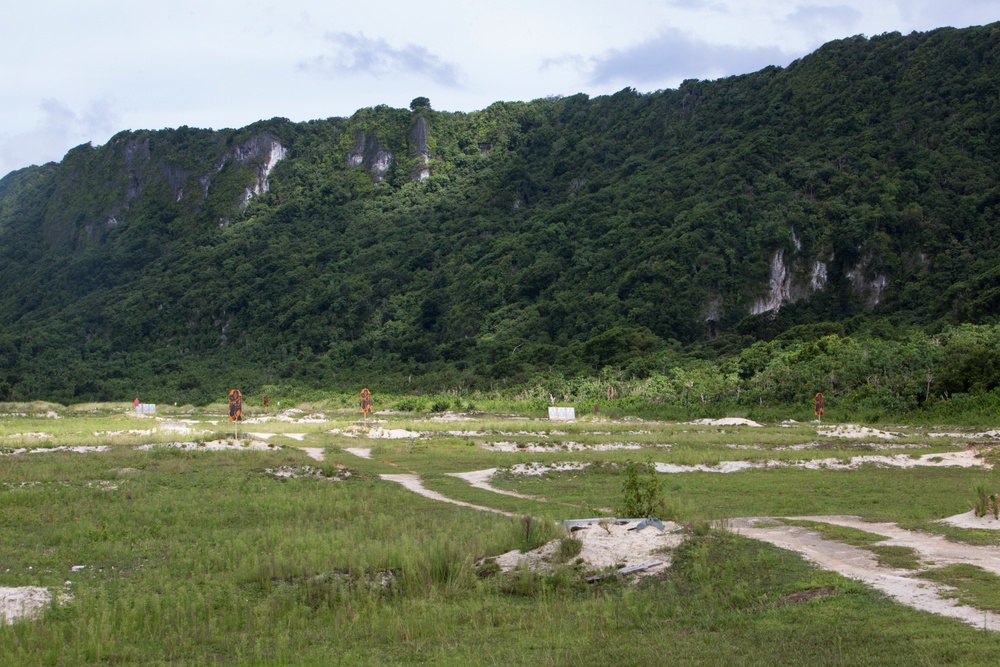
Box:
xmin=548 ymin=406 xmax=575 ymax=421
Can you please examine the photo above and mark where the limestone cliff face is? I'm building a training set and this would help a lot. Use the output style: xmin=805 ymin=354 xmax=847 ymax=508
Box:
xmin=846 ymin=255 xmax=889 ymax=308
xmin=750 ymin=238 xmax=889 ymax=315
xmin=347 ymin=132 xmax=394 ymax=183
xmin=40 ymin=129 xmax=290 ymax=247
xmin=345 ymin=115 xmax=434 ymax=183
xmin=750 ymin=248 xmax=830 ymax=315
xmin=411 ymin=116 xmax=431 ymax=181
xmin=229 ymin=134 xmax=288 ymax=207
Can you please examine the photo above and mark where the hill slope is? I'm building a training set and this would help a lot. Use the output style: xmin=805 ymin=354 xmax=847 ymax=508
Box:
xmin=1 ymin=24 xmax=999 ymax=404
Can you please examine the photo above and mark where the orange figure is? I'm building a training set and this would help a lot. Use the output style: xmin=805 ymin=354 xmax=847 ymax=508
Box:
xmin=360 ymin=388 xmax=372 ymax=421
xmin=229 ymin=389 xmax=243 ymax=422
xmin=814 ymin=392 xmax=825 ymax=420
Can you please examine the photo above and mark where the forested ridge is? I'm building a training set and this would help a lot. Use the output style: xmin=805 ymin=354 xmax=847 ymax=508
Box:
xmin=1 ymin=24 xmax=999 ymax=416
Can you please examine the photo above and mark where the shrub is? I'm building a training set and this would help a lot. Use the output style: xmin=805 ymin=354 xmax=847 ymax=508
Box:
xmin=616 ymin=460 xmax=664 ymax=518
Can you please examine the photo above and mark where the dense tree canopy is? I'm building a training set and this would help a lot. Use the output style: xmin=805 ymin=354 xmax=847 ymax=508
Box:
xmin=1 ymin=24 xmax=999 ymax=410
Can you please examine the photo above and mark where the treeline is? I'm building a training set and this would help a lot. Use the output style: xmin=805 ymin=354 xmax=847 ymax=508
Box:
xmin=0 ymin=24 xmax=999 ymax=408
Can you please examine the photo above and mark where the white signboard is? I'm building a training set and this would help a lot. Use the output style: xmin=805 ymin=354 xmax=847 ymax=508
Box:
xmin=548 ymin=406 xmax=575 ymax=421
xmin=135 ymin=403 xmax=156 ymax=414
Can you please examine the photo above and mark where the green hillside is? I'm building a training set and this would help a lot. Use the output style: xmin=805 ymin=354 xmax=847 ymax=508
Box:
xmin=1 ymin=24 xmax=1000 ymax=411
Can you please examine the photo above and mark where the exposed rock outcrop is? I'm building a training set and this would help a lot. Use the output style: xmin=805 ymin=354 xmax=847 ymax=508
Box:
xmin=750 ymin=243 xmax=830 ymax=315
xmin=411 ymin=116 xmax=431 ymax=181
xmin=347 ymin=132 xmax=394 ymax=183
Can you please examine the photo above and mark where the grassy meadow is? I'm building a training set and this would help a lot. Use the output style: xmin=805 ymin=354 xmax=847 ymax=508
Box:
xmin=2 ymin=400 xmax=1000 ymax=665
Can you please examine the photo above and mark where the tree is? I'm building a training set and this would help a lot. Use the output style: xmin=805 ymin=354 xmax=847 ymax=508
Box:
xmin=409 ymin=97 xmax=431 ymax=111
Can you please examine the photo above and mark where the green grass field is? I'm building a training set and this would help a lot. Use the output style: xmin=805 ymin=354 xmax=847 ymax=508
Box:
xmin=2 ymin=402 xmax=999 ymax=665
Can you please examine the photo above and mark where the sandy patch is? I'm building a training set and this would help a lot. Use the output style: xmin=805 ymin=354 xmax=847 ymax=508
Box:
xmin=493 ymin=519 xmax=683 ymax=576
xmin=1 ymin=587 xmax=53 ymax=625
xmin=790 ymin=515 xmax=1000 ymax=574
xmin=266 ymin=465 xmax=349 ymax=481
xmin=299 ymin=447 xmax=325 ymax=462
xmin=329 ymin=425 xmax=422 ymax=439
xmin=507 ymin=462 xmax=590 ymax=476
xmin=380 ymin=474 xmax=515 ymax=516
xmin=656 ymin=460 xmax=779 ymax=473
xmin=428 ymin=412 xmax=471 ymax=422
xmin=94 ymin=429 xmax=157 ymax=437
xmin=1 ymin=445 xmax=110 ymax=456
xmin=928 ymin=430 xmax=1000 ymax=440
xmin=687 ymin=418 xmax=762 ymax=427
xmin=135 ymin=439 xmax=276 ymax=451
xmin=819 ymin=424 xmax=900 ymax=439
xmin=447 ymin=469 xmax=539 ymax=500
xmin=343 ymin=447 xmax=372 ymax=459
xmin=5 ymin=432 xmax=53 ymax=439
xmin=159 ymin=422 xmax=198 ymax=434
xmin=275 ymin=410 xmax=327 ymax=423
xmin=654 ymin=450 xmax=988 ymax=474
xmin=938 ymin=510 xmax=1000 ymax=530
xmin=240 ymin=417 xmax=271 ymax=424
xmin=254 ymin=432 xmax=307 ymax=441
xmin=730 ymin=516 xmax=1000 ymax=631
xmin=480 ymin=441 xmax=644 ymax=453
xmin=734 ymin=443 xmax=931 ymax=452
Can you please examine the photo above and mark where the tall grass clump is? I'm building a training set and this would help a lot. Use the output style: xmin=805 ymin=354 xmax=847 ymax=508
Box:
xmin=972 ymin=485 xmax=999 ymax=519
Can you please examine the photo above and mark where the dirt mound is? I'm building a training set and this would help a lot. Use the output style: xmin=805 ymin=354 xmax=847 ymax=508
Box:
xmin=492 ymin=519 xmax=683 ymax=576
xmin=819 ymin=424 xmax=900 ymax=439
xmin=687 ymin=418 xmax=762 ymax=427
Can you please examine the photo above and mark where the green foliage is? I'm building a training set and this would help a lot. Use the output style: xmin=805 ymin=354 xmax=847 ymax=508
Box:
xmin=616 ymin=460 xmax=664 ymax=518
xmin=409 ymin=97 xmax=431 ymax=111
xmin=972 ymin=485 xmax=999 ymax=519
xmin=2 ymin=25 xmax=1000 ymax=410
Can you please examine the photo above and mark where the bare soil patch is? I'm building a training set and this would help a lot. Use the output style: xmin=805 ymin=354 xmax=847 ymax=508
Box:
xmin=492 ymin=519 xmax=683 ymax=576
xmin=654 ymin=449 xmax=988 ymax=474
xmin=379 ymin=474 xmax=516 ymax=516
xmin=686 ymin=418 xmax=763 ymax=427
xmin=1 ymin=587 xmax=53 ymax=625
xmin=329 ymin=425 xmax=422 ymax=439
xmin=343 ymin=447 xmax=372 ymax=459
xmin=299 ymin=447 xmax=325 ymax=462
xmin=730 ymin=517 xmax=1000 ymax=631
xmin=818 ymin=424 xmax=900 ymax=439
xmin=940 ymin=510 xmax=1000 ymax=530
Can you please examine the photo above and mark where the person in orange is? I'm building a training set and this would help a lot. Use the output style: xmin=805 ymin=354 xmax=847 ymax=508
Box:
xmin=134 ymin=397 xmax=140 ymax=409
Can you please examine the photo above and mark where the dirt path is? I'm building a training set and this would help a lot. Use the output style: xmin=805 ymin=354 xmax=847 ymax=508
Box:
xmin=729 ymin=517 xmax=1000 ymax=631
xmin=299 ymin=447 xmax=325 ymax=462
xmin=400 ymin=469 xmax=1000 ymax=631
xmin=789 ymin=515 xmax=1000 ymax=575
xmin=342 ymin=447 xmax=372 ymax=459
xmin=379 ymin=474 xmax=516 ymax=516
xmin=446 ymin=469 xmax=538 ymax=499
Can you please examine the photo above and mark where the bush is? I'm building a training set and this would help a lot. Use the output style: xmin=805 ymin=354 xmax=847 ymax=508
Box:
xmin=616 ymin=461 xmax=664 ymax=518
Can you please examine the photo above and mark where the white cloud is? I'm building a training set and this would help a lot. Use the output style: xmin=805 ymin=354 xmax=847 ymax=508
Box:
xmin=300 ymin=32 xmax=465 ymax=88
xmin=1 ymin=1 xmax=998 ymax=177
xmin=785 ymin=5 xmax=863 ymax=34
xmin=0 ymin=98 xmax=119 ymax=176
xmin=586 ymin=28 xmax=793 ymax=87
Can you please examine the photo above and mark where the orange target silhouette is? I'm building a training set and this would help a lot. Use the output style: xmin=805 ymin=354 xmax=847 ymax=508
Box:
xmin=360 ymin=388 xmax=372 ymax=416
xmin=229 ymin=389 xmax=243 ymax=422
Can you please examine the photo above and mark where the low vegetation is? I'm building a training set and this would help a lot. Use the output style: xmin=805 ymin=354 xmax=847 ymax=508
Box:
xmin=1 ymin=402 xmax=999 ymax=664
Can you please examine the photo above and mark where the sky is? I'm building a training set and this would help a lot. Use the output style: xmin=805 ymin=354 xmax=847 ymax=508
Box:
xmin=1 ymin=0 xmax=997 ymax=178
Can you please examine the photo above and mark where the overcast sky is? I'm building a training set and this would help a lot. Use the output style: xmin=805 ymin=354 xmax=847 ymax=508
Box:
xmin=1 ymin=0 xmax=996 ymax=177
